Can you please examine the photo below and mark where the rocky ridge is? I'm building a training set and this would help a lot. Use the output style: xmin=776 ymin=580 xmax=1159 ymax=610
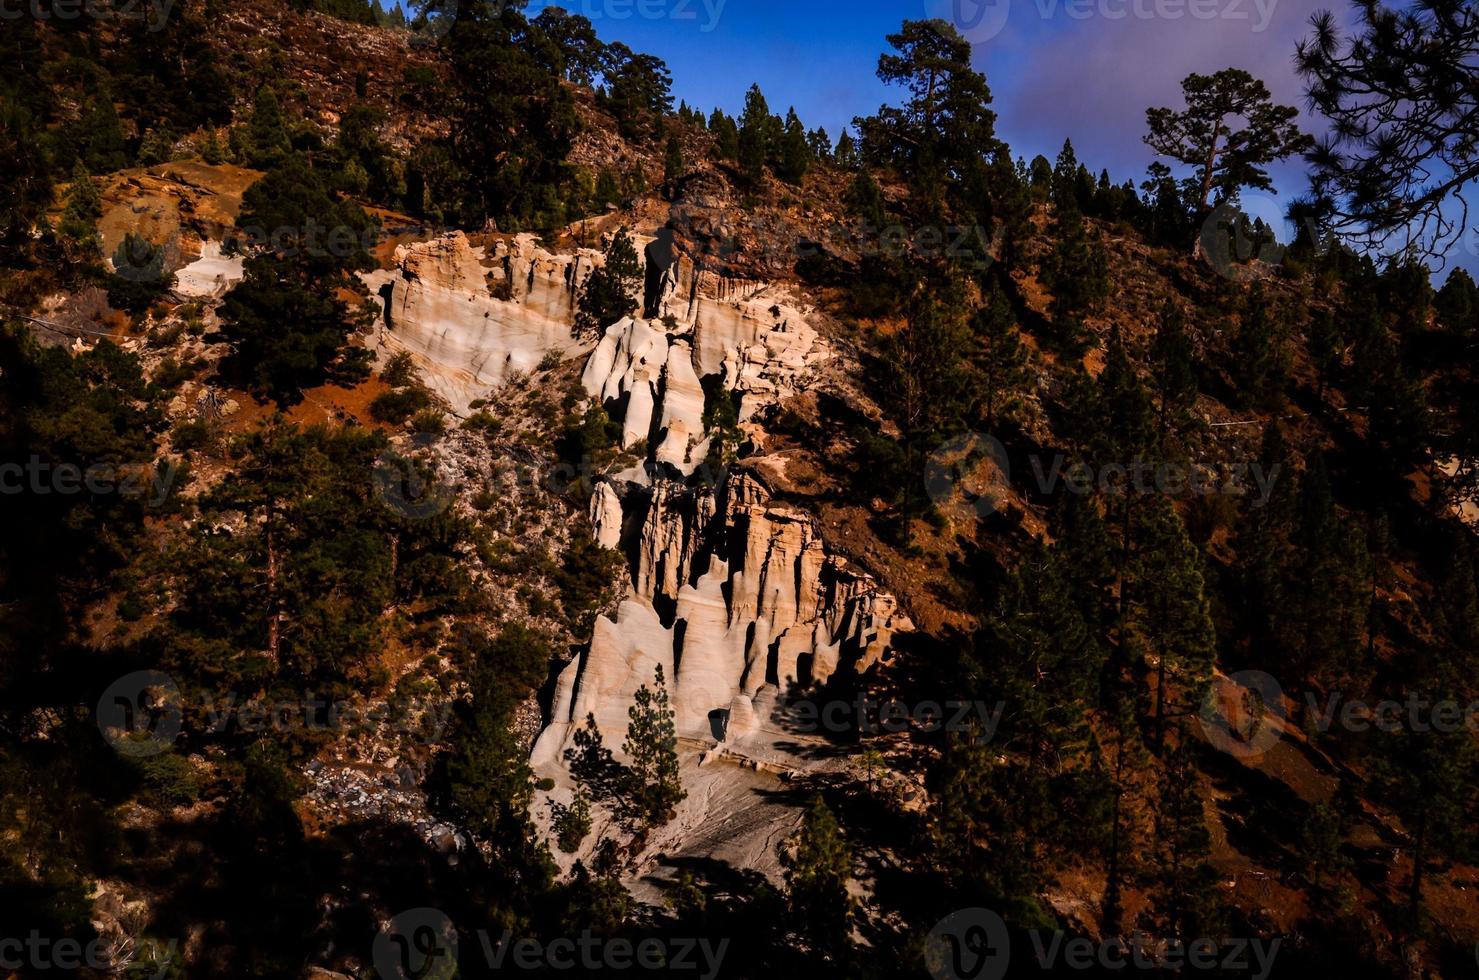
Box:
xmin=361 ymin=220 xmax=912 ymax=879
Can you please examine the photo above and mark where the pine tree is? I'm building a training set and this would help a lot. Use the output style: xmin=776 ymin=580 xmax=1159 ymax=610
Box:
xmin=1428 ymin=534 xmax=1479 ymax=691
xmin=138 ymin=128 xmax=174 ymax=166
xmin=76 ymin=93 xmax=128 ymax=173
xmin=548 ymin=787 xmax=592 ymax=853
xmin=1435 ymin=268 xmax=1479 ymax=336
xmin=1233 ymin=284 xmax=1288 ymax=408
xmin=708 ymin=108 xmax=739 ymax=161
xmin=1072 ymin=327 xmax=1156 ymax=644
xmin=439 ymin=626 xmax=553 ymax=882
xmin=445 ymin=2 xmax=579 ymax=225
xmin=737 ymin=84 xmax=771 ymax=186
xmin=1044 ymin=203 xmax=1109 ymax=347
xmin=58 ymin=163 xmax=103 ymax=253
xmin=1150 ymin=299 xmax=1198 ymax=445
xmin=0 ymin=102 xmax=53 ymax=261
xmin=1050 ymin=492 xmax=1119 ymax=634
xmin=1130 ymin=497 xmax=1216 ymax=749
xmin=244 ymin=86 xmax=292 ymax=169
xmin=1286 ymin=453 xmax=1370 ymax=702
xmin=973 ymin=282 xmax=1031 ymax=427
xmin=807 ymin=126 xmax=832 ymax=163
xmin=1100 ymin=693 xmax=1151 ymax=932
xmin=1236 ymin=422 xmax=1298 ymax=653
xmin=1372 ymin=715 xmax=1478 ymax=930
xmin=625 ymin=165 xmax=647 ymax=198
xmin=847 ymin=170 xmax=887 ymax=229
xmin=574 ymin=226 xmax=641 ymax=339
xmin=622 ymin=665 xmax=684 ymax=826
xmin=1089 ymin=325 xmax=1156 ymax=468
xmin=1144 ymin=68 xmax=1309 ymax=255
xmin=1299 ymin=802 xmax=1348 ymax=890
xmin=200 ymin=129 xmax=225 ymax=165
xmin=776 ymin=108 xmax=811 ymax=184
xmin=566 ymin=714 xmax=628 ymax=810
xmin=1155 ymin=737 xmax=1220 ymax=937
xmin=1307 ymin=308 xmax=1342 ymax=399
xmin=106 ymin=234 xmax=174 ymax=314
xmin=833 ymin=129 xmax=858 ymax=169
xmin=1051 ymin=139 xmax=1081 ymax=212
xmin=875 ymin=284 xmax=974 ymax=518
xmin=858 ymin=19 xmax=996 ymax=199
xmin=972 ymin=548 xmax=1107 ymax=880
xmin=663 ymin=132 xmax=684 ymax=184
xmin=218 ymin=154 xmax=376 ymax=403
xmin=781 ymin=796 xmax=853 ymax=962
xmin=1028 ymin=154 xmax=1053 ymax=194
xmin=594 ymin=166 xmax=621 ymax=208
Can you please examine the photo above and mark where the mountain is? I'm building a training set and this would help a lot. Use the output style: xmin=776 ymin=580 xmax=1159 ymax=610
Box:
xmin=2 ymin=1 xmax=1478 ymax=977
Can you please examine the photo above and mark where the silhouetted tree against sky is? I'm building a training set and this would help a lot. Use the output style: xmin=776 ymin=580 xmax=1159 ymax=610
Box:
xmin=1144 ymin=68 xmax=1310 ymax=255
xmin=1299 ymin=0 xmax=1479 ymax=258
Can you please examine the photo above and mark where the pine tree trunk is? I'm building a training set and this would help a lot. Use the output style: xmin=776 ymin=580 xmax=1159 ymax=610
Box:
xmin=266 ymin=496 xmax=281 ymax=665
xmin=1407 ymin=807 xmax=1427 ymax=926
xmin=1190 ymin=122 xmax=1223 ymax=260
xmin=1156 ymin=650 xmax=1168 ymax=752
xmin=1104 ymin=722 xmax=1127 ymax=930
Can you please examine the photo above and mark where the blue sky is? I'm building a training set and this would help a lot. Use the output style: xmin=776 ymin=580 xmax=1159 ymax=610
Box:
xmin=521 ymin=0 xmax=1475 ymax=278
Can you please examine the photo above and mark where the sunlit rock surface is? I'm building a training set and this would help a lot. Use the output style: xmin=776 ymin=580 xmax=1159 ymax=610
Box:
xmin=531 ymin=470 xmax=911 ymax=767
xmin=174 ymin=241 xmax=245 ymax=299
xmin=362 ymin=231 xmax=599 ymax=412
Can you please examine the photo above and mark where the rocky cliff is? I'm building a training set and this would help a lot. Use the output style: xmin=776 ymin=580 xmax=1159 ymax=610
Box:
xmin=360 ymin=221 xmax=911 ymax=875
xmin=361 ymin=231 xmax=601 ymax=412
xmin=532 ymin=470 xmax=910 ymax=768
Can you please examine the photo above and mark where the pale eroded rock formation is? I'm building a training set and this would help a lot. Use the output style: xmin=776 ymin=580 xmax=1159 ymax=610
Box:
xmin=362 ymin=232 xmax=600 ymax=412
xmin=359 ymin=227 xmax=911 ymax=840
xmin=531 ymin=470 xmax=911 ymax=768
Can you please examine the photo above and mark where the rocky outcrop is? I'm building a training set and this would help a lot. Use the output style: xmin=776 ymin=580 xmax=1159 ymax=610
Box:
xmin=356 ymin=226 xmax=909 ymax=801
xmin=364 ymin=227 xmax=830 ymax=426
xmin=532 ymin=470 xmax=911 ymax=766
xmin=174 ymin=241 xmax=245 ymax=299
xmin=362 ymin=232 xmax=600 ymax=412
xmin=579 ymin=293 xmax=827 ymax=473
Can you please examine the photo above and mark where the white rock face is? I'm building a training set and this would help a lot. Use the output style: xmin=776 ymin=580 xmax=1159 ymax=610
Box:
xmin=174 ymin=241 xmax=245 ymax=298
xmin=531 ymin=470 xmax=912 ymax=767
xmin=363 ymin=232 xmax=599 ymax=413
xmin=355 ymin=226 xmax=910 ymax=843
xmin=362 ymin=227 xmax=830 ymax=429
xmin=579 ymin=297 xmax=826 ymax=475
xmin=505 ymin=227 xmax=914 ymax=891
